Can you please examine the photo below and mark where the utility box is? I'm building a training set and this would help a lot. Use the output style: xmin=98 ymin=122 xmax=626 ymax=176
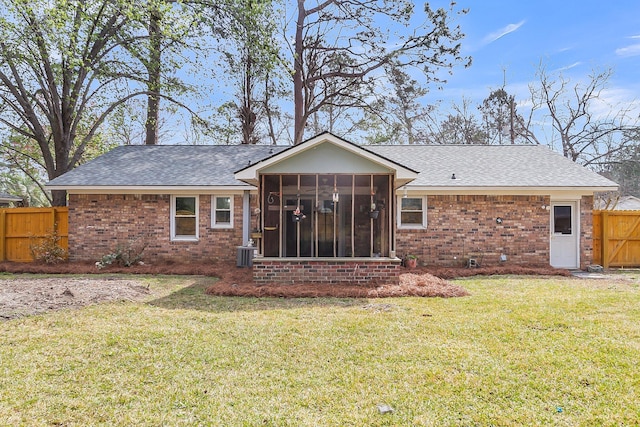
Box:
xmin=236 ymin=246 xmax=254 ymax=267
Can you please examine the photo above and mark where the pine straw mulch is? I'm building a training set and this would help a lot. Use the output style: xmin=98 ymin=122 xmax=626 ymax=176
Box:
xmin=0 ymin=261 xmax=571 ymax=299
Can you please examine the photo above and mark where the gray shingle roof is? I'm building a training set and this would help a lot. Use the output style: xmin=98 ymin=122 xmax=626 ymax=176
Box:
xmin=47 ymin=143 xmax=617 ymax=190
xmin=0 ymin=192 xmax=22 ymax=201
xmin=368 ymin=144 xmax=617 ymax=188
xmin=48 ymin=145 xmax=287 ymax=188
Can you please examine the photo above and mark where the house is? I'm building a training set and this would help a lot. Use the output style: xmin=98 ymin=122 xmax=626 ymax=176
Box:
xmin=595 ymin=195 xmax=640 ymax=211
xmin=47 ymin=132 xmax=617 ymax=283
xmin=0 ymin=192 xmax=23 ymax=207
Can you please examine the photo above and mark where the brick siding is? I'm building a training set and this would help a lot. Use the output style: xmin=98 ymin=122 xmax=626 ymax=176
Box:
xmin=253 ymin=259 xmax=401 ymax=285
xmin=68 ymin=194 xmax=245 ymax=263
xmin=580 ymin=196 xmax=594 ymax=269
xmin=68 ymin=193 xmax=594 ymax=269
xmin=397 ymin=195 xmax=553 ymax=267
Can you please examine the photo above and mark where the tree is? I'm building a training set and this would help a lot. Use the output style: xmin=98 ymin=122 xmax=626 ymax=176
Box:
xmin=373 ymin=62 xmax=437 ymax=145
xmin=218 ymin=0 xmax=282 ymax=144
xmin=430 ymin=98 xmax=487 ymax=145
xmin=138 ymin=0 xmax=222 ymax=145
xmin=0 ymin=0 xmax=160 ymax=205
xmin=529 ymin=65 xmax=639 ymax=167
xmin=479 ymin=88 xmax=538 ymax=145
xmin=603 ymin=136 xmax=640 ymax=197
xmin=291 ymin=0 xmax=470 ymax=144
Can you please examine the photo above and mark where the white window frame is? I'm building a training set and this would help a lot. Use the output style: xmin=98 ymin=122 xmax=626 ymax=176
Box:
xmin=171 ymin=195 xmax=199 ymax=241
xmin=211 ymin=195 xmax=234 ymax=229
xmin=397 ymin=195 xmax=427 ymax=229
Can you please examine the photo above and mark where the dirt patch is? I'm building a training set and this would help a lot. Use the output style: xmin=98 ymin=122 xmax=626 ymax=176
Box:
xmin=0 ymin=277 xmax=152 ymax=320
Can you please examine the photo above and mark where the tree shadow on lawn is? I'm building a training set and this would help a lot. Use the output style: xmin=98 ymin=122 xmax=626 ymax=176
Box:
xmin=146 ymin=277 xmax=364 ymax=313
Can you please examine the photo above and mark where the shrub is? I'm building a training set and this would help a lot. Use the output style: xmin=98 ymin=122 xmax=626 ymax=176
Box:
xmin=29 ymin=228 xmax=68 ymax=264
xmin=96 ymin=237 xmax=148 ymax=269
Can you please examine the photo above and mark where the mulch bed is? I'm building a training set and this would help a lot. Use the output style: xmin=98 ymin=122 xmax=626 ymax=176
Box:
xmin=0 ymin=261 xmax=571 ymax=299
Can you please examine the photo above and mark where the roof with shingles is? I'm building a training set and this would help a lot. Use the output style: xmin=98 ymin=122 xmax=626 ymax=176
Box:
xmin=0 ymin=192 xmax=22 ymax=201
xmin=48 ymin=145 xmax=287 ymax=188
xmin=368 ymin=144 xmax=617 ymax=188
xmin=47 ymin=142 xmax=617 ymax=190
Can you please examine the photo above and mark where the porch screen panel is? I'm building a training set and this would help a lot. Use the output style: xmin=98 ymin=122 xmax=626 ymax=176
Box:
xmin=373 ymin=175 xmax=390 ymax=257
xmin=299 ymin=175 xmax=315 ymax=256
xmin=353 ymin=175 xmax=372 ymax=257
xmin=337 ymin=175 xmax=353 ymax=257
xmin=262 ymin=175 xmax=280 ymax=257
xmin=317 ymin=174 xmax=335 ymax=257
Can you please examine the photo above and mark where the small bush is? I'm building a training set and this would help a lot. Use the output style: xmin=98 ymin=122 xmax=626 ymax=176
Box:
xmin=96 ymin=238 xmax=148 ymax=269
xmin=29 ymin=228 xmax=68 ymax=264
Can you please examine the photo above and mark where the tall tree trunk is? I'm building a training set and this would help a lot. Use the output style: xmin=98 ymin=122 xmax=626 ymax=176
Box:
xmin=145 ymin=6 xmax=162 ymax=145
xmin=264 ymin=71 xmax=278 ymax=145
xmin=293 ymin=0 xmax=306 ymax=145
xmin=240 ymin=52 xmax=257 ymax=144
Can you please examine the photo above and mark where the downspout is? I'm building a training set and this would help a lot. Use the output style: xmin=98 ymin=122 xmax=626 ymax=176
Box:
xmin=243 ymin=190 xmax=250 ymax=246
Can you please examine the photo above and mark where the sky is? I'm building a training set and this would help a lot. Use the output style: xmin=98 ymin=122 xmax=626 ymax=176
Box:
xmin=163 ymin=0 xmax=640 ymax=146
xmin=437 ymin=0 xmax=640 ymax=109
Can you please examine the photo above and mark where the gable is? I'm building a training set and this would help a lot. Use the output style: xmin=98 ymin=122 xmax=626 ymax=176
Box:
xmin=234 ymin=132 xmax=419 ymax=186
xmin=261 ymin=141 xmax=392 ymax=174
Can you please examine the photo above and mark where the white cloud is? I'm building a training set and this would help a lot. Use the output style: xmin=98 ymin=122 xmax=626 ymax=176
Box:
xmin=554 ymin=62 xmax=582 ymax=72
xmin=616 ymin=43 xmax=640 ymax=57
xmin=482 ymin=20 xmax=526 ymax=44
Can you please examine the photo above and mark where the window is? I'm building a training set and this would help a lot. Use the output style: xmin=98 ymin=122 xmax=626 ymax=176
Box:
xmin=553 ymin=205 xmax=572 ymax=235
xmin=172 ymin=196 xmax=198 ymax=240
xmin=212 ymin=195 xmax=233 ymax=228
xmin=399 ymin=196 xmax=426 ymax=228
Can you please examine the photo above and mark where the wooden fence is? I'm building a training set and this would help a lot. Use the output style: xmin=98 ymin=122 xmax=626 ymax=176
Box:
xmin=593 ymin=210 xmax=640 ymax=268
xmin=0 ymin=207 xmax=68 ymax=262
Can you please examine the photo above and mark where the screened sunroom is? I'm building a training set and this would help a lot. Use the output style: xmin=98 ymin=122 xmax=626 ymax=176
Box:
xmin=234 ymin=133 xmax=418 ymax=260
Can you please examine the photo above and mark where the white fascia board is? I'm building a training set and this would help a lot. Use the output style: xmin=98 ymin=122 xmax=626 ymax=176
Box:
xmin=396 ymin=186 xmax=618 ymax=196
xmin=56 ymin=185 xmax=257 ymax=194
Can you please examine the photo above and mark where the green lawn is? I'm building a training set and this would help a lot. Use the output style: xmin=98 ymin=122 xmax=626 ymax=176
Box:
xmin=1 ymin=274 xmax=639 ymax=426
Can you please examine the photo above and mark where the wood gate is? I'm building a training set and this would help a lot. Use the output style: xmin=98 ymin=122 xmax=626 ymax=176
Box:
xmin=0 ymin=207 xmax=68 ymax=262
xmin=593 ymin=210 xmax=640 ymax=268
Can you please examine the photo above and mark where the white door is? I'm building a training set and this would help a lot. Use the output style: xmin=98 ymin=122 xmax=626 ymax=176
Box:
xmin=550 ymin=202 xmax=579 ymax=269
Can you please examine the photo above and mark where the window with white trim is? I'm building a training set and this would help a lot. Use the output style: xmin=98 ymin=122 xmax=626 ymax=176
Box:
xmin=212 ymin=195 xmax=233 ymax=228
xmin=171 ymin=195 xmax=198 ymax=240
xmin=398 ymin=196 xmax=427 ymax=228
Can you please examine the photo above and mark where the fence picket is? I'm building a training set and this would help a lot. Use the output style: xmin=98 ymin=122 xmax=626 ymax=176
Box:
xmin=0 ymin=207 xmax=68 ymax=262
xmin=593 ymin=210 xmax=640 ymax=268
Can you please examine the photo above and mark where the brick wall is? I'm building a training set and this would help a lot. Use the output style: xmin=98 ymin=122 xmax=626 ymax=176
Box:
xmin=68 ymin=192 xmax=594 ymax=269
xmin=68 ymin=194 xmax=245 ymax=263
xmin=253 ymin=259 xmax=401 ymax=285
xmin=397 ymin=195 xmax=552 ymax=267
xmin=580 ymin=195 xmax=594 ymax=269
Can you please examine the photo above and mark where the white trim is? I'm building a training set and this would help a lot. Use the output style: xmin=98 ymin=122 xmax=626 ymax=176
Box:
xmin=211 ymin=195 xmax=234 ymax=229
xmin=171 ymin=195 xmax=199 ymax=241
xmin=54 ymin=186 xmax=254 ymax=193
xmin=396 ymin=187 xmax=616 ymax=196
xmin=397 ymin=195 xmax=427 ymax=229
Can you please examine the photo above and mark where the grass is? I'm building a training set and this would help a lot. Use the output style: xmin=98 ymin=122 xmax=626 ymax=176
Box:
xmin=1 ymin=274 xmax=640 ymax=426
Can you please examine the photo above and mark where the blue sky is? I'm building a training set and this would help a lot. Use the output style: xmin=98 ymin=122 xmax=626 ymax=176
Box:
xmin=161 ymin=1 xmax=640 ymax=146
xmin=439 ymin=0 xmax=640 ymax=107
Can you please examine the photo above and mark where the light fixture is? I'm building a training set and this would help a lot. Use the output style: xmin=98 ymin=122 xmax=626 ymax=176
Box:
xmin=403 ymin=186 xmax=408 ymax=198
xmin=332 ymin=185 xmax=339 ymax=202
xmin=451 ymin=173 xmax=456 ymax=180
xmin=496 ymin=217 xmax=503 ymax=224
